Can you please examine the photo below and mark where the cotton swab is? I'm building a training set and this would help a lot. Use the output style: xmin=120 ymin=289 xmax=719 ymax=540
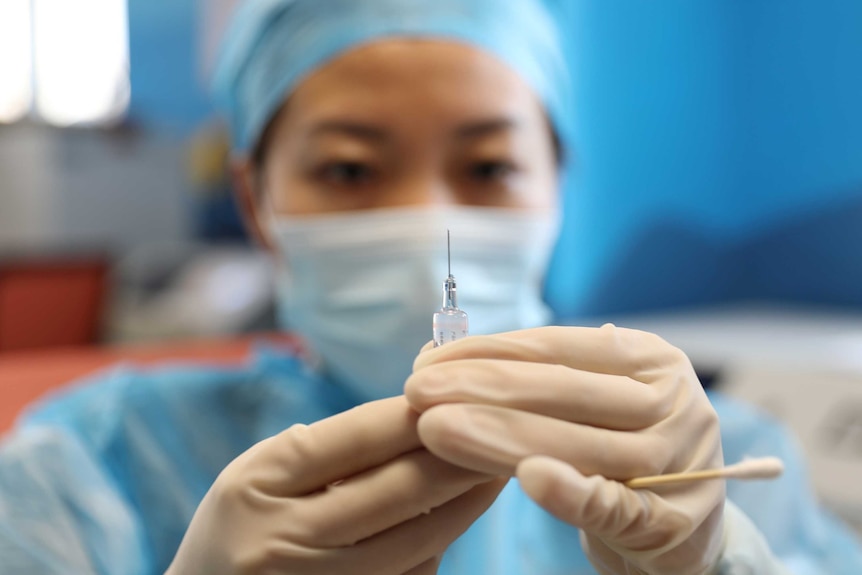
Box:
xmin=625 ymin=457 xmax=785 ymax=489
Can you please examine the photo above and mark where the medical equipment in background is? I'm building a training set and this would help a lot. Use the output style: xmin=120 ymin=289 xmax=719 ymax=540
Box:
xmin=433 ymin=231 xmax=469 ymax=347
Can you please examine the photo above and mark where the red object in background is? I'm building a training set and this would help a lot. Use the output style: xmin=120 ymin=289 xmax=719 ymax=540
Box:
xmin=0 ymin=256 xmax=109 ymax=352
xmin=0 ymin=333 xmax=299 ymax=434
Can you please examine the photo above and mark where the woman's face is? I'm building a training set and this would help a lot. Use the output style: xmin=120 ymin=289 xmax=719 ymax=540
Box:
xmin=236 ymin=39 xmax=558 ymax=233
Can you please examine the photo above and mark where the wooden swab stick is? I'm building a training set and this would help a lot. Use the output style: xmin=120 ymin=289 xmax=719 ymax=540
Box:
xmin=625 ymin=457 xmax=785 ymax=489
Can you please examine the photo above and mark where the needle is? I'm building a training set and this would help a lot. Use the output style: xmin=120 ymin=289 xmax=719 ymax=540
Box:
xmin=447 ymin=229 xmax=451 ymax=277
xmin=625 ymin=457 xmax=784 ymax=489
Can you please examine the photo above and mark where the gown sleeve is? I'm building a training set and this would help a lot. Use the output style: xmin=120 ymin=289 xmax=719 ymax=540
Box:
xmin=0 ymin=425 xmax=151 ymax=575
xmin=711 ymin=392 xmax=862 ymax=575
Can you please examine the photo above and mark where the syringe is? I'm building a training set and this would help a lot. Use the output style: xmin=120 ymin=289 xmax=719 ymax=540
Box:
xmin=433 ymin=230 xmax=469 ymax=347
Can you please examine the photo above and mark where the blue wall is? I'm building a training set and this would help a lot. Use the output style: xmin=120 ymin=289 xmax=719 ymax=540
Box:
xmin=545 ymin=0 xmax=862 ymax=317
xmin=125 ymin=0 xmax=862 ymax=315
xmin=127 ymin=0 xmax=212 ymax=133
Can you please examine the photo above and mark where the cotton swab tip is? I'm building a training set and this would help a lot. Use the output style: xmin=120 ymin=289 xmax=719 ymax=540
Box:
xmin=624 ymin=456 xmax=786 ymax=489
xmin=722 ymin=457 xmax=785 ymax=480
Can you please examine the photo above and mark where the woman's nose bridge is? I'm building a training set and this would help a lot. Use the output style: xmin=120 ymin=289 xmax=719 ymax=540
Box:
xmin=393 ymin=170 xmax=458 ymax=207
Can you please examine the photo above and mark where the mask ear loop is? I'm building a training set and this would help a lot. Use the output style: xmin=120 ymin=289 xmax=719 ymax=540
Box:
xmin=263 ymin=200 xmax=324 ymax=371
xmin=258 ymin=186 xmax=281 ymax=247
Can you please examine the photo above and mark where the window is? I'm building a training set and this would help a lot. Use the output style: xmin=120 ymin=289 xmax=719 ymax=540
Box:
xmin=0 ymin=0 xmax=32 ymax=123
xmin=0 ymin=0 xmax=129 ymax=126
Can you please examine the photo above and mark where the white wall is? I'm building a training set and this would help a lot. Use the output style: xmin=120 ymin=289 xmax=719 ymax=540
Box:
xmin=0 ymin=123 xmax=192 ymax=255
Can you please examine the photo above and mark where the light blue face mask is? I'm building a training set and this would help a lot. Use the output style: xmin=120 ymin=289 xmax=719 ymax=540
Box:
xmin=268 ymin=207 xmax=558 ymax=401
xmin=214 ymin=0 xmax=570 ymax=399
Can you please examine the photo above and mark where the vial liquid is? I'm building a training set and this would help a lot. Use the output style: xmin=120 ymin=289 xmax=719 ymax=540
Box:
xmin=433 ymin=230 xmax=468 ymax=347
xmin=433 ymin=305 xmax=469 ymax=346
xmin=433 ymin=275 xmax=468 ymax=347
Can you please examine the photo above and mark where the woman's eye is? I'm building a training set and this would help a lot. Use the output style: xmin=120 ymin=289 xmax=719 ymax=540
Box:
xmin=469 ymin=160 xmax=518 ymax=182
xmin=318 ymin=162 xmax=376 ymax=186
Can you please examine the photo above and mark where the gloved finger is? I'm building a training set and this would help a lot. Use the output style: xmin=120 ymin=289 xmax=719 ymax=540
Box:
xmin=413 ymin=325 xmax=688 ymax=381
xmin=418 ymin=403 xmax=667 ymax=479
xmin=334 ymin=478 xmax=508 ymax=575
xmin=281 ymin=449 xmax=494 ymax=547
xmin=239 ymin=396 xmax=422 ymax=497
xmin=402 ymin=555 xmax=441 ymax=575
xmin=517 ymin=455 xmax=694 ymax=552
xmin=405 ymin=358 xmax=670 ymax=431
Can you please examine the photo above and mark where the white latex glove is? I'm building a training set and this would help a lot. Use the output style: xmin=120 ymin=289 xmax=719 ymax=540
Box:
xmin=167 ymin=396 xmax=506 ymax=575
xmin=406 ymin=325 xmax=726 ymax=575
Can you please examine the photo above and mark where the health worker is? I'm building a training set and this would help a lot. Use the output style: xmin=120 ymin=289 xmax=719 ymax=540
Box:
xmin=2 ymin=0 xmax=861 ymax=574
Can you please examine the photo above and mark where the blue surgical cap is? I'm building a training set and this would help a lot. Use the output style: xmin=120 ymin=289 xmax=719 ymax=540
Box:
xmin=213 ymin=0 xmax=570 ymax=155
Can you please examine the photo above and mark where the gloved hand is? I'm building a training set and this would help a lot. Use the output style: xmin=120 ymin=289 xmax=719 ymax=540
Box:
xmin=406 ymin=324 xmax=726 ymax=575
xmin=167 ymin=396 xmax=506 ymax=575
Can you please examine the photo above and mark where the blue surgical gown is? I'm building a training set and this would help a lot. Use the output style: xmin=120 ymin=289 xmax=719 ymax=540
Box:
xmin=1 ymin=343 xmax=860 ymax=574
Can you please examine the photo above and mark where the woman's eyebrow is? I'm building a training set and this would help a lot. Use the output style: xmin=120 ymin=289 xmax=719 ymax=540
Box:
xmin=308 ymin=121 xmax=388 ymax=141
xmin=455 ymin=117 xmax=520 ymax=139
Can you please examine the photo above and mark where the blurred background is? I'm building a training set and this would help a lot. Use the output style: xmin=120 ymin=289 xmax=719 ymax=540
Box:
xmin=1 ymin=0 xmax=861 ymax=533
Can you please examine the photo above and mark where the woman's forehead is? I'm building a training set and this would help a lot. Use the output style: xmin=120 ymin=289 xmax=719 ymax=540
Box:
xmin=283 ymin=39 xmax=545 ymax=127
xmin=214 ymin=0 xmax=567 ymax=153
